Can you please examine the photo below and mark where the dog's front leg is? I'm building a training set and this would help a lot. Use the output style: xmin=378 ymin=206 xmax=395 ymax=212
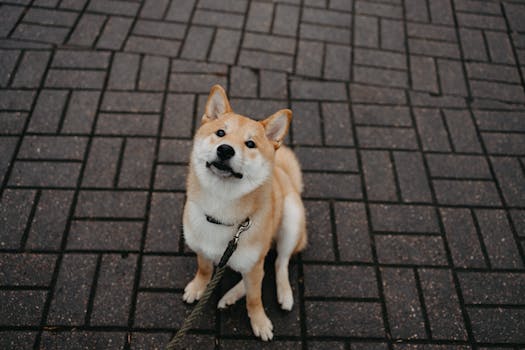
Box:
xmin=183 ymin=254 xmax=213 ymax=303
xmin=243 ymin=259 xmax=273 ymax=341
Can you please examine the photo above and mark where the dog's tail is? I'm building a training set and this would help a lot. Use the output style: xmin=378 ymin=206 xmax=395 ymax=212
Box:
xmin=275 ymin=146 xmax=303 ymax=194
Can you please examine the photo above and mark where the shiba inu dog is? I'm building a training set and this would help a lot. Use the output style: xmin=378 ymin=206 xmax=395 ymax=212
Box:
xmin=182 ymin=85 xmax=307 ymax=341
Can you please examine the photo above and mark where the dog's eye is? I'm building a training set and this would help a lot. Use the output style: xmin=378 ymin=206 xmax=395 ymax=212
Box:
xmin=245 ymin=140 xmax=256 ymax=148
xmin=216 ymin=129 xmax=225 ymax=137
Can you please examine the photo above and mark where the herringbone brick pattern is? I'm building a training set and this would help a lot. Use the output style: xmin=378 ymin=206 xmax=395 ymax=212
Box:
xmin=1 ymin=0 xmax=524 ymax=349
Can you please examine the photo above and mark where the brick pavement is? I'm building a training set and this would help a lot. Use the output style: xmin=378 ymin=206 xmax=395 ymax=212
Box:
xmin=0 ymin=0 xmax=525 ymax=349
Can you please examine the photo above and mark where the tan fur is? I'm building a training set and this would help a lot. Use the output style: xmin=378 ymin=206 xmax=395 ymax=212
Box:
xmin=182 ymin=85 xmax=307 ymax=341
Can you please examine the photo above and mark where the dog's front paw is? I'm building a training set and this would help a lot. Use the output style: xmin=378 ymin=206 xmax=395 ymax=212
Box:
xmin=249 ymin=311 xmax=274 ymax=341
xmin=277 ymin=281 xmax=294 ymax=311
xmin=182 ymin=278 xmax=208 ymax=303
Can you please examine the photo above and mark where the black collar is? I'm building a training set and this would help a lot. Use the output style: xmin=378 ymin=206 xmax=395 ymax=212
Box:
xmin=206 ymin=214 xmax=249 ymax=227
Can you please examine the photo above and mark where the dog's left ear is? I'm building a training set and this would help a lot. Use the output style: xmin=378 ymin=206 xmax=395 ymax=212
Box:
xmin=261 ymin=109 xmax=292 ymax=149
xmin=203 ymin=85 xmax=232 ymax=123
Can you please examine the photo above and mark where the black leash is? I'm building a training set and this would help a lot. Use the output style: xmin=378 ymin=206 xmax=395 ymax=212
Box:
xmin=166 ymin=218 xmax=251 ymax=350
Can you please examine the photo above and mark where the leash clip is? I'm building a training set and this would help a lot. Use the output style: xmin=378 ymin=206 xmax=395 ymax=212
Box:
xmin=234 ymin=218 xmax=251 ymax=243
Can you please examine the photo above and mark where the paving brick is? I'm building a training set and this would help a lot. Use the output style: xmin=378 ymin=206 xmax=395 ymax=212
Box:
xmin=75 ymin=191 xmax=148 ymax=218
xmin=208 ymin=28 xmax=241 ymax=64
xmin=440 ymin=208 xmax=487 ymax=268
xmin=145 ymin=193 xmax=184 ymax=252
xmin=108 ymin=52 xmax=140 ymax=90
xmin=125 ymin=36 xmax=181 ymax=57
xmin=393 ymin=151 xmax=432 ymax=203
xmin=302 ymin=201 xmax=335 ymax=261
xmin=490 ymin=157 xmax=525 ymax=206
xmin=322 ymin=102 xmax=353 ymax=146
xmin=246 ymin=2 xmax=273 ymax=32
xmin=357 ymin=127 xmax=418 ymax=150
xmin=303 ymin=7 xmax=351 ymax=27
xmin=47 ymin=254 xmax=97 ymax=325
xmin=239 ymin=49 xmax=293 ymax=72
xmin=230 ymin=67 xmax=258 ymax=98
xmin=291 ymin=80 xmax=347 ymax=101
xmin=273 ymin=3 xmax=300 ymax=36
xmin=181 ymin=26 xmax=214 ymax=60
xmin=355 ymin=15 xmax=378 ymax=48
xmin=433 ymin=180 xmax=501 ymax=206
xmin=419 ymin=269 xmax=467 ymax=339
xmin=0 ymin=90 xmax=36 ymax=111
xmin=0 ymin=112 xmax=26 ymax=135
xmin=443 ymin=110 xmax=482 ymax=153
xmin=482 ymin=133 xmax=525 ymax=156
xmin=61 ymin=91 xmax=100 ymax=134
xmin=0 ymin=5 xmax=25 ymax=37
xmin=307 ymin=341 xmax=345 ymax=350
xmin=28 ymin=90 xmax=69 ymax=133
xmin=0 ymin=253 xmax=56 ymax=286
xmin=459 ymin=272 xmax=525 ymax=305
xmin=414 ymin=108 xmax=451 ymax=152
xmin=410 ymin=92 xmax=466 ymax=108
xmin=140 ymin=0 xmax=170 ymax=19
xmin=361 ymin=150 xmax=397 ymax=201
xmin=393 ymin=345 xmax=469 ymax=350
xmin=19 ymin=136 xmax=87 ymax=160
xmin=291 ymin=102 xmax=322 ymax=145
xmin=68 ymin=14 xmax=106 ymax=47
xmin=102 ymin=92 xmax=163 ymax=113
xmin=97 ymin=16 xmax=133 ymax=50
xmin=193 ymin=9 xmax=244 ymax=29
xmin=244 ymin=32 xmax=296 ymax=55
xmin=0 ymin=136 xmax=17 ymax=184
xmin=485 ymin=31 xmax=515 ymax=64
xmin=96 ymin=113 xmax=159 ymax=136
xmin=260 ymin=70 xmax=287 ymax=99
xmin=381 ymin=267 xmax=426 ymax=338
xmin=26 ymin=190 xmax=74 ymax=250
xmin=455 ymin=0 xmax=501 ymax=15
xmin=170 ymin=73 xmax=227 ymax=93
xmin=0 ymin=332 xmax=36 ymax=349
xmin=133 ymin=20 xmax=185 ymax=40
xmin=457 ymin=13 xmax=506 ymax=31
xmin=437 ymin=59 xmax=467 ymax=96
xmin=138 ymin=55 xmax=169 ymax=92
xmin=163 ymin=94 xmax=195 ymax=138
xmin=334 ymin=202 xmax=373 ymax=262
xmin=471 ymin=80 xmax=525 ymax=103
xmin=11 ymin=51 xmax=51 ymax=88
xmin=9 ymin=161 xmax=81 ymax=187
xmin=166 ymin=0 xmax=195 ymax=22
xmin=154 ymin=164 xmax=186 ymax=190
xmin=467 ymin=63 xmax=521 ymax=84
xmin=405 ymin=0 xmax=429 ymax=22
xmin=351 ymin=84 xmax=407 ymax=104
xmin=306 ymin=301 xmax=384 ymax=337
xmin=140 ymin=256 xmax=194 ymax=288
xmin=221 ymin=340 xmax=301 ymax=350
xmin=355 ymin=48 xmax=406 ymax=71
xmin=53 ymin=51 xmax=109 ymax=70
xmin=510 ymin=209 xmax=525 ymax=237
xmin=376 ymin=235 xmax=448 ymax=265
xmin=370 ymin=204 xmax=439 ymax=233
xmin=40 ymin=331 xmax=125 ymax=349
xmin=171 ymin=60 xmax=228 ymax=74
xmin=158 ymin=139 xmax=192 ymax=163
xmin=474 ymin=209 xmax=523 ymax=269
xmin=91 ymin=254 xmax=137 ymax=326
xmin=300 ymin=23 xmax=350 ymax=44
xmin=459 ymin=28 xmax=487 ymax=61
xmin=468 ymin=308 xmax=525 ymax=343
xmin=12 ymin=24 xmax=69 ymax=45
xmin=230 ymin=99 xmax=287 ymax=120
xmin=295 ymin=147 xmax=357 ymax=172
xmin=354 ymin=65 xmax=407 ymax=89
xmin=68 ymin=221 xmax=143 ymax=250
xmin=381 ymin=19 xmax=405 ymax=52
xmin=304 ymin=265 xmax=377 ymax=298
xmin=0 ymin=290 xmax=47 ymax=326
xmin=304 ymin=173 xmax=361 ymax=199
xmin=45 ymin=69 xmax=106 ymax=89
xmin=134 ymin=291 xmax=214 ymax=329
xmin=88 ymin=0 xmax=139 ymax=16
xmin=353 ymin=105 xmax=411 ymax=127
xmin=426 ymin=154 xmax=491 ymax=179
xmin=0 ymin=49 xmax=19 ymax=87
xmin=428 ymin=0 xmax=454 ymax=24
xmin=410 ymin=56 xmax=438 ymax=93
xmin=409 ymin=39 xmax=460 ymax=59
xmin=82 ymin=137 xmax=122 ymax=187
xmin=117 ymin=138 xmax=156 ymax=188
xmin=504 ymin=2 xmax=525 ymax=32
xmin=295 ymin=40 xmax=323 ymax=78
xmin=407 ymin=23 xmax=456 ymax=43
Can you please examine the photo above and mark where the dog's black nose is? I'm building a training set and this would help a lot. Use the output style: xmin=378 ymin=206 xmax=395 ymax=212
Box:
xmin=217 ymin=144 xmax=235 ymax=160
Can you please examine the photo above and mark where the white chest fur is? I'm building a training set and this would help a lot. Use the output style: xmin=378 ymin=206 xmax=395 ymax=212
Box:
xmin=184 ymin=201 xmax=262 ymax=274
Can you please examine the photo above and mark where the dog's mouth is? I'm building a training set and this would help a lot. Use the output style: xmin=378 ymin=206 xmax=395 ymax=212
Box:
xmin=206 ymin=161 xmax=243 ymax=179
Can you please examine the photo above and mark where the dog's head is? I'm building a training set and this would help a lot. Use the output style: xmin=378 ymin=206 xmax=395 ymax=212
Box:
xmin=190 ymin=85 xmax=291 ymax=198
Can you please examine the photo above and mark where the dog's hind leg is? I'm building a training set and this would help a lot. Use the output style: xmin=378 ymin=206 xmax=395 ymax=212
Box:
xmin=217 ymin=280 xmax=246 ymax=309
xmin=275 ymin=192 xmax=306 ymax=311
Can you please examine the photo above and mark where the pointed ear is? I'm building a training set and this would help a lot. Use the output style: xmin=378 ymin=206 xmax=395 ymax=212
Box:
xmin=202 ymin=85 xmax=232 ymax=123
xmin=260 ymin=109 xmax=292 ymax=149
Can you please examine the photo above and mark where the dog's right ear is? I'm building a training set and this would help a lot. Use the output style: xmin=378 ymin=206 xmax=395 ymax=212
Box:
xmin=202 ymin=85 xmax=232 ymax=124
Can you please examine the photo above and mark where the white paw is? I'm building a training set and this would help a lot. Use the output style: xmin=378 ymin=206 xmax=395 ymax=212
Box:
xmin=277 ymin=282 xmax=294 ymax=311
xmin=217 ymin=293 xmax=239 ymax=309
xmin=182 ymin=279 xmax=206 ymax=303
xmin=250 ymin=313 xmax=274 ymax=341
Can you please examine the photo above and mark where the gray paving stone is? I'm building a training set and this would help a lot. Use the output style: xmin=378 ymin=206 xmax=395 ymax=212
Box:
xmin=468 ymin=308 xmax=525 ymax=343
xmin=52 ymin=50 xmax=110 ymax=69
xmin=296 ymin=40 xmax=323 ymax=78
xmin=145 ymin=192 xmax=184 ymax=252
xmin=68 ymin=221 xmax=143 ymax=250
xmin=291 ymin=80 xmax=347 ymax=101
xmin=351 ymin=84 xmax=407 ymax=104
xmin=140 ymin=256 xmax=194 ymax=288
xmin=181 ymin=26 xmax=214 ymax=60
xmin=0 ymin=253 xmax=56 ymax=286
xmin=75 ymin=191 xmax=148 ymax=218
xmin=273 ymin=4 xmax=300 ymax=36
xmin=45 ymin=69 xmax=106 ymax=89
xmin=334 ymin=202 xmax=373 ymax=262
xmin=260 ymin=70 xmax=287 ymax=99
xmin=88 ymin=0 xmax=139 ymax=16
xmin=246 ymin=2 xmax=273 ymax=32
xmin=0 ymin=331 xmax=36 ymax=349
xmin=295 ymin=147 xmax=357 ymax=172
xmin=102 ymin=92 xmax=163 ymax=113
xmin=0 ymin=290 xmax=47 ymax=326
xmin=434 ymin=180 xmax=501 ymax=206
xmin=0 ymin=49 xmax=19 ymax=88
xmin=62 ymin=91 xmax=101 ymax=134
xmin=125 ymin=36 xmax=181 ymax=57
xmin=303 ymin=173 xmax=362 ymax=199
xmin=305 ymin=264 xmax=377 ymax=298
xmin=322 ymin=102 xmax=354 ymax=146
xmin=414 ymin=108 xmax=451 ymax=152
xmin=9 ymin=161 xmax=81 ymax=188
xmin=230 ymin=67 xmax=258 ymax=98
xmin=68 ymin=14 xmax=106 ymax=47
xmin=393 ymin=151 xmax=432 ymax=203
xmin=166 ymin=0 xmax=195 ymax=22
xmin=40 ymin=331 xmax=125 ymax=349
xmin=357 ymin=126 xmax=418 ymax=150
xmin=459 ymin=272 xmax=525 ymax=305
xmin=208 ymin=28 xmax=242 ymax=64
xmin=302 ymin=200 xmax=335 ymax=261
xmin=291 ymin=102 xmax=323 ymax=145
xmin=0 ymin=5 xmax=25 ymax=37
xmin=11 ymin=51 xmax=51 ymax=88
xmin=426 ymin=154 xmax=491 ymax=179
xmin=140 ymin=0 xmax=169 ymax=19
xmin=353 ymin=105 xmax=411 ymax=127
xmin=18 ymin=136 xmax=87 ymax=160
xmin=163 ymin=94 xmax=195 ymax=138
xmin=154 ymin=164 xmax=187 ymax=190
xmin=376 ymin=235 xmax=448 ymax=265
xmin=193 ymin=9 xmax=244 ymax=29
xmin=28 ymin=90 xmax=68 ymax=133
xmin=133 ymin=20 xmax=186 ymax=40
xmin=361 ymin=150 xmax=397 ymax=201
xmin=410 ymin=56 xmax=438 ymax=93
xmin=82 ymin=137 xmax=122 ymax=187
